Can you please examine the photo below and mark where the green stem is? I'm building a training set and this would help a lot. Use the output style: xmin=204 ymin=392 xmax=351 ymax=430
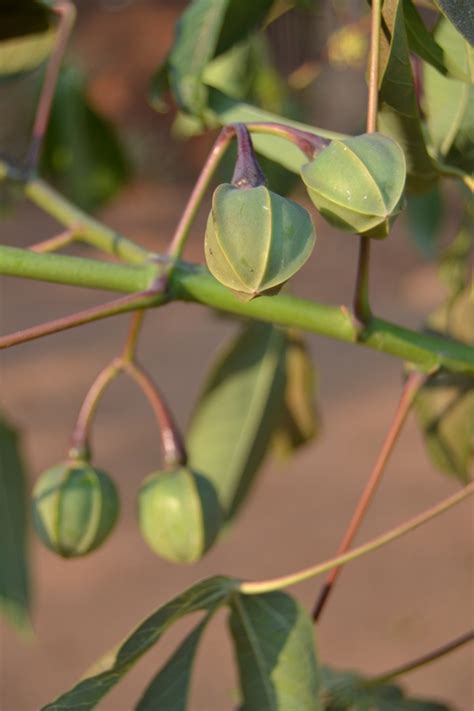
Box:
xmin=23 ymin=176 xmax=149 ymax=264
xmin=239 ymin=483 xmax=474 ymax=594
xmin=1 ymin=248 xmax=474 ymax=375
xmin=0 ymin=245 xmax=156 ymax=292
xmin=367 ymin=629 xmax=474 ymax=686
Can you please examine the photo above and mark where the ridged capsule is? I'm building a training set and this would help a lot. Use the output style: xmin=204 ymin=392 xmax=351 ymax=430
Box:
xmin=32 ymin=462 xmax=119 ymax=557
xmin=138 ymin=467 xmax=222 ymax=563
xmin=205 ymin=184 xmax=316 ymax=301
xmin=300 ymin=133 xmax=406 ymax=238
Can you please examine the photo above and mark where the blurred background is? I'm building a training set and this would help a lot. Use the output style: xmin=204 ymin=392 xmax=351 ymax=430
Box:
xmin=1 ymin=1 xmax=472 ymax=709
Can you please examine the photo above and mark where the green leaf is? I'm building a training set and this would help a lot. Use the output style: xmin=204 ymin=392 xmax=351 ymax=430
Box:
xmin=41 ymin=64 xmax=129 ymax=212
xmin=437 ymin=226 xmax=473 ymax=297
xmin=403 ymin=0 xmax=470 ymax=81
xmin=414 ymin=285 xmax=474 ymax=483
xmin=136 ymin=614 xmax=213 ymax=711
xmin=320 ymin=666 xmax=451 ymax=710
xmin=434 ymin=0 xmax=474 ymax=46
xmin=229 ymin=592 xmax=321 ymax=711
xmin=405 ymin=186 xmax=444 ymax=258
xmin=423 ymin=18 xmax=474 ymax=177
xmin=0 ymin=1 xmax=54 ymax=79
xmin=0 ymin=414 xmax=31 ymax=633
xmin=187 ymin=322 xmax=287 ymax=520
xmin=272 ymin=332 xmax=319 ymax=458
xmin=41 ymin=576 xmax=238 ymax=711
xmin=150 ymin=0 xmax=273 ymax=116
xmin=378 ymin=0 xmax=438 ymax=191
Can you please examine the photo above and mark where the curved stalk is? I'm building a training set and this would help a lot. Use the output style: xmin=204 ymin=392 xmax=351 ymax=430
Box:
xmin=121 ymin=361 xmax=187 ymax=468
xmin=240 ymin=483 xmax=474 ymax=594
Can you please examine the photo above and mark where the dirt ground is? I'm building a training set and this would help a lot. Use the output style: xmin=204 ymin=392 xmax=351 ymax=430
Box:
xmin=1 ymin=2 xmax=473 ymax=710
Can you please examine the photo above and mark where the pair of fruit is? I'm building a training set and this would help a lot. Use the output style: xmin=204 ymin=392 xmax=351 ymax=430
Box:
xmin=205 ymin=132 xmax=406 ymax=299
xmin=32 ymin=462 xmax=221 ymax=563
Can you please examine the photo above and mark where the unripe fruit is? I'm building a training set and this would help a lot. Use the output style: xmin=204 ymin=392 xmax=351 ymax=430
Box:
xmin=138 ymin=467 xmax=222 ymax=563
xmin=32 ymin=462 xmax=119 ymax=558
xmin=300 ymin=133 xmax=406 ymax=238
xmin=205 ymin=184 xmax=316 ymax=301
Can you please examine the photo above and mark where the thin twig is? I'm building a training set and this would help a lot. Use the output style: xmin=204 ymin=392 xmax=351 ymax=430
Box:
xmin=240 ymin=483 xmax=474 ymax=594
xmin=167 ymin=126 xmax=234 ymax=259
xmin=122 ymin=361 xmax=187 ymax=467
xmin=26 ymin=1 xmax=76 ymax=171
xmin=0 ymin=290 xmax=162 ymax=350
xmin=69 ymin=358 xmax=122 ymax=458
xmin=368 ymin=629 xmax=474 ymax=686
xmin=312 ymin=371 xmax=426 ymax=621
xmin=121 ymin=310 xmax=146 ymax=362
xmin=30 ymin=228 xmax=78 ymax=253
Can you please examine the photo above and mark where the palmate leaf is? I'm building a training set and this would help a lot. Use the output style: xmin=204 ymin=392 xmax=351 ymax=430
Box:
xmin=41 ymin=64 xmax=129 ymax=212
xmin=229 ymin=592 xmax=321 ymax=711
xmin=320 ymin=666 xmax=452 ymax=710
xmin=0 ymin=414 xmax=31 ymax=632
xmin=41 ymin=576 xmax=238 ymax=711
xmin=187 ymin=322 xmax=287 ymax=521
xmin=378 ymin=0 xmax=438 ymax=191
xmin=423 ymin=18 xmax=474 ymax=177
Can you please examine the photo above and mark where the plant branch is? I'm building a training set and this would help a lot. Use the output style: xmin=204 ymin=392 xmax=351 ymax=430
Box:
xmin=246 ymin=122 xmax=330 ymax=159
xmin=239 ymin=483 xmax=474 ymax=594
xmin=368 ymin=629 xmax=474 ymax=686
xmin=121 ymin=360 xmax=187 ymax=467
xmin=0 ymin=289 xmax=164 ymax=350
xmin=21 ymin=174 xmax=149 ymax=264
xmin=1 ymin=248 xmax=474 ymax=375
xmin=312 ymin=370 xmax=425 ymax=621
xmin=26 ymin=1 xmax=76 ymax=171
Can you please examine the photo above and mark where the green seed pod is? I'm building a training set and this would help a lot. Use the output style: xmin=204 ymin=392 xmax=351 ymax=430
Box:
xmin=138 ymin=467 xmax=222 ymax=563
xmin=300 ymin=133 xmax=406 ymax=238
xmin=32 ymin=462 xmax=119 ymax=558
xmin=205 ymin=184 xmax=316 ymax=301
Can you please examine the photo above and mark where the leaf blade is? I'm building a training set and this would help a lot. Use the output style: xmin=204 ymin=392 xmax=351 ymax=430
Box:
xmin=41 ymin=576 xmax=237 ymax=711
xmin=135 ymin=613 xmax=214 ymax=711
xmin=0 ymin=414 xmax=31 ymax=633
xmin=229 ymin=591 xmax=321 ymax=711
xmin=187 ymin=322 xmax=287 ymax=521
